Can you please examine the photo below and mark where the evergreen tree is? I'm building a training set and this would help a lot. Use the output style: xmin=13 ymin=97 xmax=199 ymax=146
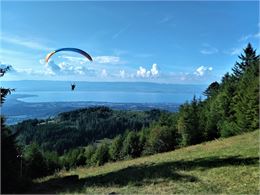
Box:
xmin=123 ymin=131 xmax=142 ymax=158
xmin=92 ymin=143 xmax=110 ymax=166
xmin=234 ymin=57 xmax=259 ymax=131
xmin=232 ymin=43 xmax=259 ymax=78
xmin=109 ymin=135 xmax=123 ymax=161
xmin=148 ymin=125 xmax=178 ymax=153
xmin=1 ymin=65 xmax=21 ymax=193
xmin=84 ymin=144 xmax=96 ymax=166
xmin=44 ymin=151 xmax=61 ymax=174
xmin=23 ymin=143 xmax=48 ymax=178
xmin=177 ymin=97 xmax=203 ymax=146
xmin=216 ymin=73 xmax=239 ymax=137
xmin=203 ymin=81 xmax=220 ymax=98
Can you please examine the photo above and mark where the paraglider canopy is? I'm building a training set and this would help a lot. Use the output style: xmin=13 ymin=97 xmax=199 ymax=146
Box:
xmin=45 ymin=48 xmax=93 ymax=63
xmin=45 ymin=48 xmax=92 ymax=91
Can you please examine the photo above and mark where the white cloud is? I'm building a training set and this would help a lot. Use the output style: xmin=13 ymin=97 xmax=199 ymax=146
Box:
xmin=194 ymin=66 xmax=213 ymax=76
xmin=39 ymin=59 xmax=45 ymax=65
xmin=93 ymin=56 xmax=121 ymax=64
xmin=15 ymin=68 xmax=37 ymax=75
xmin=41 ymin=54 xmax=125 ymax=78
xmin=1 ymin=35 xmax=52 ymax=51
xmin=137 ymin=66 xmax=147 ymax=78
xmin=59 ymin=55 xmax=88 ymax=64
xmin=200 ymin=44 xmax=218 ymax=55
xmin=44 ymin=60 xmax=96 ymax=76
xmin=59 ymin=55 xmax=125 ymax=65
xmin=225 ymin=47 xmax=242 ymax=56
xmin=158 ymin=69 xmax=217 ymax=83
xmin=146 ymin=71 xmax=151 ymax=77
xmin=151 ymin=63 xmax=159 ymax=76
xmin=6 ymin=66 xmax=44 ymax=76
xmin=119 ymin=70 xmax=126 ymax=78
xmin=0 ymin=62 xmax=46 ymax=77
xmin=101 ymin=69 xmax=108 ymax=77
xmin=174 ymin=72 xmax=190 ymax=81
xmin=44 ymin=60 xmax=60 ymax=75
xmin=254 ymin=32 xmax=260 ymax=38
xmin=136 ymin=63 xmax=159 ymax=78
xmin=239 ymin=32 xmax=260 ymax=42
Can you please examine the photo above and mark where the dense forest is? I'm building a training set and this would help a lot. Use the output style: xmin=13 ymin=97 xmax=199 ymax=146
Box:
xmin=12 ymin=107 xmax=164 ymax=154
xmin=1 ymin=43 xmax=259 ymax=193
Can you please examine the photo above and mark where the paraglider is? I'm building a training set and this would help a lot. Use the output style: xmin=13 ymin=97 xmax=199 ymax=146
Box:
xmin=45 ymin=48 xmax=93 ymax=91
xmin=45 ymin=48 xmax=93 ymax=63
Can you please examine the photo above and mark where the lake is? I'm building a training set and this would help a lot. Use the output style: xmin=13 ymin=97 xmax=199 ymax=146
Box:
xmin=2 ymin=81 xmax=207 ymax=124
xmin=3 ymin=81 xmax=207 ymax=104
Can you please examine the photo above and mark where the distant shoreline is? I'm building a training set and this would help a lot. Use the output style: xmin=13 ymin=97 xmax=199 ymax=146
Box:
xmin=3 ymin=94 xmax=180 ymax=125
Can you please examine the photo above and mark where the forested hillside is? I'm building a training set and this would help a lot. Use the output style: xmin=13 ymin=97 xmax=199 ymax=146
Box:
xmin=12 ymin=107 xmax=165 ymax=154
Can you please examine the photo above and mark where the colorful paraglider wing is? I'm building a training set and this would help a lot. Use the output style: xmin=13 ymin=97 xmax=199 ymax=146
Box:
xmin=45 ymin=48 xmax=93 ymax=63
xmin=45 ymin=51 xmax=56 ymax=63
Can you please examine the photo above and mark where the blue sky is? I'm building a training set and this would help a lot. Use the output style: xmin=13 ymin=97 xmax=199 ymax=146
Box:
xmin=1 ymin=1 xmax=259 ymax=84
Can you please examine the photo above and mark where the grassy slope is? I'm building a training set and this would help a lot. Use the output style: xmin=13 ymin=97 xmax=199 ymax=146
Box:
xmin=31 ymin=130 xmax=259 ymax=194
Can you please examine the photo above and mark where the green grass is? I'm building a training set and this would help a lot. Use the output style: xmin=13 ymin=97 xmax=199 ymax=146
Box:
xmin=30 ymin=130 xmax=259 ymax=194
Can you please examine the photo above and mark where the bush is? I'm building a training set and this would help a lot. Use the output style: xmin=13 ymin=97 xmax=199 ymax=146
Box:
xmin=44 ymin=151 xmax=61 ymax=174
xmin=84 ymin=145 xmax=96 ymax=166
xmin=123 ymin=131 xmax=142 ymax=158
xmin=109 ymin=135 xmax=123 ymax=161
xmin=61 ymin=148 xmax=85 ymax=169
xmin=23 ymin=143 xmax=48 ymax=179
xmin=147 ymin=125 xmax=178 ymax=153
xmin=91 ymin=143 xmax=110 ymax=166
xmin=219 ymin=121 xmax=241 ymax=138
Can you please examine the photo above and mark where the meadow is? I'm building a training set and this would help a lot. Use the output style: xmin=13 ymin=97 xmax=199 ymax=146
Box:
xmin=30 ymin=130 xmax=259 ymax=194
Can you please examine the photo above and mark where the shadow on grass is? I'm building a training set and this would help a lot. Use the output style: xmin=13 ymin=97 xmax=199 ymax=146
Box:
xmin=29 ymin=155 xmax=258 ymax=194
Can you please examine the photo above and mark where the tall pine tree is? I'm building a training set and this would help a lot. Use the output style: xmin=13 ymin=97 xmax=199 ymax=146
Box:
xmin=234 ymin=55 xmax=259 ymax=131
xmin=232 ymin=43 xmax=259 ymax=78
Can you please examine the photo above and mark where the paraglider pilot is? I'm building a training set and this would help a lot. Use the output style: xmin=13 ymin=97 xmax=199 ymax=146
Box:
xmin=71 ymin=83 xmax=76 ymax=91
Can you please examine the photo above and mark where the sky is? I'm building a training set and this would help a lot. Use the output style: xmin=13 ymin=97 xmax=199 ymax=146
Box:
xmin=0 ymin=1 xmax=259 ymax=84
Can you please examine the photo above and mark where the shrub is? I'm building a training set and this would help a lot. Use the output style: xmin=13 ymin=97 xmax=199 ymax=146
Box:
xmin=219 ymin=121 xmax=241 ymax=138
xmin=109 ymin=135 xmax=123 ymax=161
xmin=148 ymin=125 xmax=178 ymax=153
xmin=123 ymin=131 xmax=142 ymax=158
xmin=92 ymin=143 xmax=110 ymax=166
xmin=84 ymin=144 xmax=96 ymax=166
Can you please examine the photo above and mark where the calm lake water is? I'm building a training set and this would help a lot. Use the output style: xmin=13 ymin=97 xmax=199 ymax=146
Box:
xmin=14 ymin=90 xmax=204 ymax=104
xmin=3 ymin=81 xmax=207 ymax=104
